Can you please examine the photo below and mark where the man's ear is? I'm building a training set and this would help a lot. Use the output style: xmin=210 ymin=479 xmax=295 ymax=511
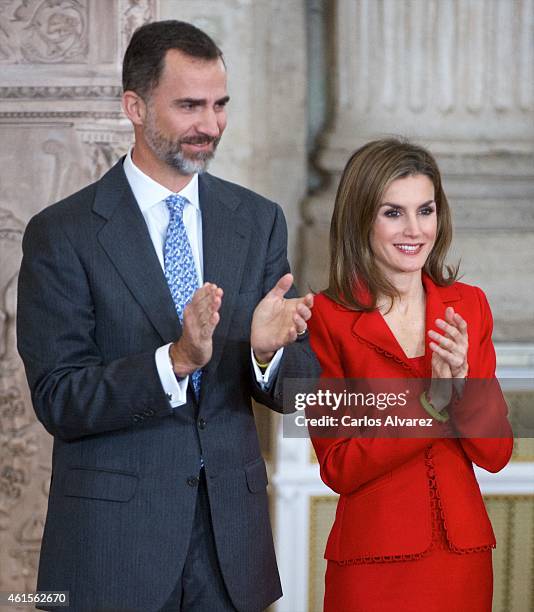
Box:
xmin=122 ymin=90 xmax=146 ymax=126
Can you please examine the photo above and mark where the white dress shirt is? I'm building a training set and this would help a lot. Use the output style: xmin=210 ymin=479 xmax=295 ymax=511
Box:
xmin=123 ymin=149 xmax=282 ymax=407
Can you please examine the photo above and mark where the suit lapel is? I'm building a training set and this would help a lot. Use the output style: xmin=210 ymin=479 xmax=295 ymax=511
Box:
xmin=198 ymin=174 xmax=251 ymax=382
xmin=93 ymin=160 xmax=180 ymax=345
xmin=93 ymin=164 xmax=252 ymax=398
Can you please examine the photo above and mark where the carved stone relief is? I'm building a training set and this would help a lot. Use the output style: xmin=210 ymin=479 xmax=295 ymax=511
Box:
xmin=77 ymin=122 xmax=134 ymax=180
xmin=0 ymin=0 xmax=149 ymax=596
xmin=0 ymin=114 xmax=136 ymax=595
xmin=0 ymin=206 xmax=51 ymax=594
xmin=0 ymin=0 xmax=88 ymax=64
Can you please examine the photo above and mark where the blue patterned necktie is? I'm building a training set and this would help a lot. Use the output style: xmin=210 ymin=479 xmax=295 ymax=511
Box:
xmin=163 ymin=194 xmax=201 ymax=398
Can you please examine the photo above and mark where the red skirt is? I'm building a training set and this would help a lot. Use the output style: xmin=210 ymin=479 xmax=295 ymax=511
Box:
xmin=324 ymin=544 xmax=492 ymax=612
xmin=324 ymin=466 xmax=493 ymax=612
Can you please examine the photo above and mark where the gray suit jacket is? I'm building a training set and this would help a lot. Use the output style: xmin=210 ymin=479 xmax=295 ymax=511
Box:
xmin=16 ymin=160 xmax=319 ymax=612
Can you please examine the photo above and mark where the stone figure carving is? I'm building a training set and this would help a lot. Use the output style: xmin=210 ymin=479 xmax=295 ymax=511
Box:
xmin=122 ymin=0 xmax=155 ymax=52
xmin=88 ymin=140 xmax=131 ymax=181
xmin=0 ymin=208 xmax=23 ymax=365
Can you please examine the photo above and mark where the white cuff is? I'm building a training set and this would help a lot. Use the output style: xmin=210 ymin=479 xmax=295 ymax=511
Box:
xmin=155 ymin=344 xmax=189 ymax=407
xmin=251 ymin=347 xmax=284 ymax=390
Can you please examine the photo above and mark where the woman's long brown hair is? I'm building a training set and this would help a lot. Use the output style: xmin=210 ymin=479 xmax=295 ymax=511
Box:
xmin=325 ymin=138 xmax=458 ymax=311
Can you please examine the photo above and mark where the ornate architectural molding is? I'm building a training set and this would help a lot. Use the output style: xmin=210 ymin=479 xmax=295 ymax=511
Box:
xmin=0 ymin=86 xmax=122 ymax=100
xmin=0 ymin=111 xmax=124 ymax=120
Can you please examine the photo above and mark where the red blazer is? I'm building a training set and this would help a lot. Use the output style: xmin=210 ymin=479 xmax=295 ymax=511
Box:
xmin=308 ymin=276 xmax=513 ymax=562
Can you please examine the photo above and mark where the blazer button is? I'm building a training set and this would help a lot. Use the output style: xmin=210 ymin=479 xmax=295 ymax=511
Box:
xmin=133 ymin=414 xmax=143 ymax=423
xmin=143 ymin=408 xmax=155 ymax=417
xmin=198 ymin=418 xmax=207 ymax=430
xmin=187 ymin=476 xmax=199 ymax=487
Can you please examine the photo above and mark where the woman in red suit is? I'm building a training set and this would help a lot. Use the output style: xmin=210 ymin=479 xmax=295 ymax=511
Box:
xmin=308 ymin=139 xmax=513 ymax=612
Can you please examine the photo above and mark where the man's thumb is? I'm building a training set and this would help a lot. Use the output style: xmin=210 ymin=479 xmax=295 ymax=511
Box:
xmin=269 ymin=273 xmax=293 ymax=298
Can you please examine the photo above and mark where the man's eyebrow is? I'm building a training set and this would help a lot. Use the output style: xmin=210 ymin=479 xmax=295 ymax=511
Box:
xmin=174 ymin=96 xmax=230 ymax=105
xmin=174 ymin=97 xmax=205 ymax=105
xmin=379 ymin=200 xmax=435 ymax=208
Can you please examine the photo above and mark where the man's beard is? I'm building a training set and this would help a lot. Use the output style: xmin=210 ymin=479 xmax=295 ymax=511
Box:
xmin=144 ymin=114 xmax=220 ymax=175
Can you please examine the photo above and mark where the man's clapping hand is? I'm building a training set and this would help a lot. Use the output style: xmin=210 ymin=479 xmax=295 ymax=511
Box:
xmin=169 ymin=283 xmax=223 ymax=377
xmin=251 ymin=273 xmax=314 ymax=364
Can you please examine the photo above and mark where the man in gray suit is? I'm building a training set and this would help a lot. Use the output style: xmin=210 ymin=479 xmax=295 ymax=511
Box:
xmin=17 ymin=20 xmax=319 ymax=612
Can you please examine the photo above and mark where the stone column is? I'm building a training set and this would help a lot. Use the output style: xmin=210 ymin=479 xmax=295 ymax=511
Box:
xmin=302 ymin=0 xmax=534 ymax=341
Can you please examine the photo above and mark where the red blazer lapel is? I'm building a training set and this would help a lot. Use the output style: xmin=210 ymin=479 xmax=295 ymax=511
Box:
xmin=350 ymin=275 xmax=463 ymax=376
xmin=351 ymin=309 xmax=409 ymax=368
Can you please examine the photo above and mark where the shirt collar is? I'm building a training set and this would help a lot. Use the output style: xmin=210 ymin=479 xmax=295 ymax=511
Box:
xmin=123 ymin=147 xmax=200 ymax=212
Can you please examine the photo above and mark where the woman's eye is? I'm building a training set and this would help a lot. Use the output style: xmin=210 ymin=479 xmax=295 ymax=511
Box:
xmin=419 ymin=207 xmax=435 ymax=216
xmin=384 ymin=209 xmax=400 ymax=218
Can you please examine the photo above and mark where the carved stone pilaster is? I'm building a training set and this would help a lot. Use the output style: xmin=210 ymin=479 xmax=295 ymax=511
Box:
xmin=121 ymin=0 xmax=158 ymax=55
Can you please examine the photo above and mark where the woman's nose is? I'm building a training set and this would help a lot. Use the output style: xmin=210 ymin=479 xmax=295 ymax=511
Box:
xmin=402 ymin=214 xmax=421 ymax=237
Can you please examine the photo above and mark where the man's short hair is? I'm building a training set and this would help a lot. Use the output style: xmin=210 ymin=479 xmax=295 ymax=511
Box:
xmin=122 ymin=20 xmax=223 ymax=100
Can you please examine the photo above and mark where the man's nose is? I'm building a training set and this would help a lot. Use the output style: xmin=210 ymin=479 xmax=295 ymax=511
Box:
xmin=196 ymin=108 xmax=221 ymax=137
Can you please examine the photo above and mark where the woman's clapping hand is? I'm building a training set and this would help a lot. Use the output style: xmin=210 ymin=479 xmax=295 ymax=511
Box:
xmin=428 ymin=307 xmax=469 ymax=378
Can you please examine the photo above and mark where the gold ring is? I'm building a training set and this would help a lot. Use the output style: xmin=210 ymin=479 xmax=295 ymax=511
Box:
xmin=297 ymin=328 xmax=307 ymax=336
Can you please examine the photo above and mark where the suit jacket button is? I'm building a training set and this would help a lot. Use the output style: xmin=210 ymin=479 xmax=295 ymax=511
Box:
xmin=198 ymin=418 xmax=207 ymax=430
xmin=187 ymin=476 xmax=199 ymax=487
xmin=133 ymin=414 xmax=143 ymax=423
xmin=143 ymin=408 xmax=155 ymax=417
